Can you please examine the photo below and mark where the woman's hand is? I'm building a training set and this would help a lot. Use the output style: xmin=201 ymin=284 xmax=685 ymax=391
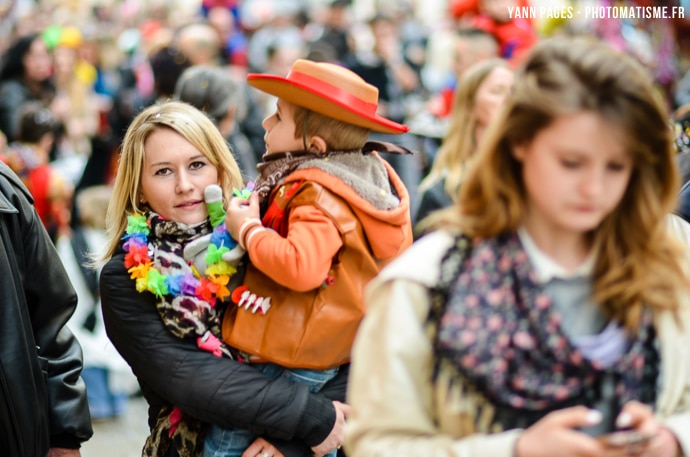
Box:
xmin=47 ymin=449 xmax=80 ymax=457
xmin=614 ymin=401 xmax=680 ymax=457
xmin=516 ymin=406 xmax=615 ymax=457
xmin=311 ymin=401 xmax=350 ymax=457
xmin=241 ymin=437 xmax=285 ymax=457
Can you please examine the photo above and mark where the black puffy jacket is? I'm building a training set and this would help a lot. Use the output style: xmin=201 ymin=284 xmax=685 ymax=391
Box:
xmin=100 ymin=249 xmax=345 ymax=457
xmin=0 ymin=162 xmax=92 ymax=456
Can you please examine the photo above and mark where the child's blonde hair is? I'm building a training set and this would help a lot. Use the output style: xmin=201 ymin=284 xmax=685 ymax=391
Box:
xmin=100 ymin=101 xmax=244 ymax=262
xmin=438 ymin=38 xmax=688 ymax=328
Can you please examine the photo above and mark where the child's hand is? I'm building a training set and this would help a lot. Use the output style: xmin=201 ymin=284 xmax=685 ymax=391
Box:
xmin=226 ymin=192 xmax=260 ymax=240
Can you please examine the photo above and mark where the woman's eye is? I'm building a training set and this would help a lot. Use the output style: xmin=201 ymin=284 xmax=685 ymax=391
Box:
xmin=607 ymin=162 xmax=627 ymax=172
xmin=190 ymin=161 xmax=206 ymax=170
xmin=561 ymin=160 xmax=580 ymax=169
xmin=155 ymin=167 xmax=172 ymax=176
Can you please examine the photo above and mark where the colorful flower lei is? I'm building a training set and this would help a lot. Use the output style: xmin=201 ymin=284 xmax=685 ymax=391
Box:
xmin=122 ymin=214 xmax=235 ymax=306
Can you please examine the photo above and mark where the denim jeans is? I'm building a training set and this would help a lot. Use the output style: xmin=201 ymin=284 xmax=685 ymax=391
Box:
xmin=202 ymin=363 xmax=339 ymax=457
xmin=81 ymin=367 xmax=128 ymax=419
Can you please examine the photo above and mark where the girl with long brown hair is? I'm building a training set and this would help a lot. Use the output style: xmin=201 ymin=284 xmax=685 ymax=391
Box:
xmin=347 ymin=37 xmax=690 ymax=457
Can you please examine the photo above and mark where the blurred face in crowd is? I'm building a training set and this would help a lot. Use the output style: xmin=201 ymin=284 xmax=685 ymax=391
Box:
xmin=23 ymin=38 xmax=52 ymax=82
xmin=474 ymin=65 xmax=514 ymax=128
xmin=453 ymin=35 xmax=498 ymax=79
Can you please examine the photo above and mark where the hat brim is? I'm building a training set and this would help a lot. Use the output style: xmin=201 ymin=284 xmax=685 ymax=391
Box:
xmin=248 ymin=74 xmax=409 ymax=135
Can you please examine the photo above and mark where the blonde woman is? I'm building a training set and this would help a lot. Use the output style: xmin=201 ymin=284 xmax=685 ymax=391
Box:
xmin=347 ymin=38 xmax=690 ymax=457
xmin=415 ymin=58 xmax=513 ymax=235
xmin=98 ymin=101 xmax=347 ymax=457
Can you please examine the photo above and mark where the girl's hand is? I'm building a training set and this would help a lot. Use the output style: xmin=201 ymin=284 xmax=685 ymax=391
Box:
xmin=241 ymin=437 xmax=284 ymax=457
xmin=516 ymin=406 xmax=612 ymax=457
xmin=614 ymin=401 xmax=680 ymax=457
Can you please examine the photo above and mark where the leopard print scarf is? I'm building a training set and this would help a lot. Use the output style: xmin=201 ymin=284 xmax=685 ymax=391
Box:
xmin=142 ymin=213 xmax=235 ymax=457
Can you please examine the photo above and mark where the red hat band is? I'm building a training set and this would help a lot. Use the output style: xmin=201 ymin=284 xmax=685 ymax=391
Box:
xmin=247 ymin=59 xmax=409 ymax=134
xmin=285 ymin=70 xmax=378 ymax=117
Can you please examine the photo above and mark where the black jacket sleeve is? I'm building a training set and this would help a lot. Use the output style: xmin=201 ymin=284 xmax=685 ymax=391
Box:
xmin=0 ymin=163 xmax=92 ymax=452
xmin=100 ymin=253 xmax=336 ymax=447
xmin=268 ymin=364 xmax=350 ymax=456
xmin=26 ymin=216 xmax=93 ymax=448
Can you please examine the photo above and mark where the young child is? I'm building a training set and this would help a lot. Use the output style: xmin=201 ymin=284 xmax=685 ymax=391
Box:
xmin=213 ymin=59 xmax=415 ymax=457
xmin=345 ymin=37 xmax=690 ymax=457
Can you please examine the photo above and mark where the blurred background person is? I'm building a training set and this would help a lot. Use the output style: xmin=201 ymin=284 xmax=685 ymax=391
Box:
xmin=49 ymin=26 xmax=101 ymax=185
xmin=174 ymin=65 xmax=259 ymax=179
xmin=146 ymin=45 xmax=192 ymax=105
xmin=0 ymin=32 xmax=55 ymax=142
xmin=57 ymin=185 xmax=139 ymax=421
xmin=345 ymin=11 xmax=427 ymax=219
xmin=205 ymin=4 xmax=248 ymax=68
xmin=1 ymin=101 xmax=73 ymax=243
xmin=177 ymin=22 xmax=224 ymax=67
xmin=244 ymin=0 xmax=305 ymax=73
xmin=449 ymin=0 xmax=538 ymax=67
xmin=407 ymin=27 xmax=500 ymax=186
xmin=305 ymin=0 xmax=355 ymax=65
xmin=415 ymin=58 xmax=513 ymax=235
xmin=428 ymin=27 xmax=499 ymax=121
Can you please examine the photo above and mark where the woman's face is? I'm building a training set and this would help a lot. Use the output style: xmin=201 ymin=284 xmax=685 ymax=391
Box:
xmin=140 ymin=128 xmax=219 ymax=225
xmin=474 ymin=66 xmax=514 ymax=129
xmin=22 ymin=38 xmax=53 ymax=83
xmin=513 ymin=111 xmax=633 ymax=242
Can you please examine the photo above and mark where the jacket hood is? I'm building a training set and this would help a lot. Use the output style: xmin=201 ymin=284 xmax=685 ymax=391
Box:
xmin=285 ymin=151 xmax=412 ymax=260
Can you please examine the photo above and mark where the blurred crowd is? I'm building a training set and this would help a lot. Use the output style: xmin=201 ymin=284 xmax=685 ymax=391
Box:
xmin=1 ymin=0 xmax=689 ymax=422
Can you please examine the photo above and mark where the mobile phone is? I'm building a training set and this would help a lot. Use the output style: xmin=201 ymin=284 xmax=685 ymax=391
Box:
xmin=598 ymin=429 xmax=654 ymax=448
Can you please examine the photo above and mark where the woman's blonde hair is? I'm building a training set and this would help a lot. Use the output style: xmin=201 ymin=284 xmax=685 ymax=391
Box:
xmin=100 ymin=101 xmax=244 ymax=262
xmin=419 ymin=58 xmax=511 ymax=198
xmin=440 ymin=37 xmax=687 ymax=328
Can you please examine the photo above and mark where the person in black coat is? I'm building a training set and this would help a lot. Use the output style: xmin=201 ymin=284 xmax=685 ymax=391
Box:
xmin=0 ymin=161 xmax=92 ymax=456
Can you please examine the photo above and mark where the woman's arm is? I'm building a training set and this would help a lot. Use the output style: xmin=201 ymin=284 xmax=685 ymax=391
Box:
xmin=100 ymin=253 xmax=335 ymax=447
xmin=346 ymin=276 xmax=520 ymax=456
xmin=656 ymin=304 xmax=690 ymax=455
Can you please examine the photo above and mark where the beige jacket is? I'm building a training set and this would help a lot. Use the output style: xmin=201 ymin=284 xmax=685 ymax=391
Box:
xmin=346 ymin=230 xmax=690 ymax=457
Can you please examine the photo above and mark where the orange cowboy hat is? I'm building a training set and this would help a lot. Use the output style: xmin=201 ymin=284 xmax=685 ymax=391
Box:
xmin=247 ymin=59 xmax=409 ymax=134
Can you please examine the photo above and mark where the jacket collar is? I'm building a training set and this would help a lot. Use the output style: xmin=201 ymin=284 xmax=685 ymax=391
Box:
xmin=0 ymin=189 xmax=18 ymax=214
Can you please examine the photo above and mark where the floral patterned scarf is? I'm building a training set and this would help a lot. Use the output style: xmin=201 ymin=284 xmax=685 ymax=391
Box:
xmin=428 ymin=234 xmax=658 ymax=431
